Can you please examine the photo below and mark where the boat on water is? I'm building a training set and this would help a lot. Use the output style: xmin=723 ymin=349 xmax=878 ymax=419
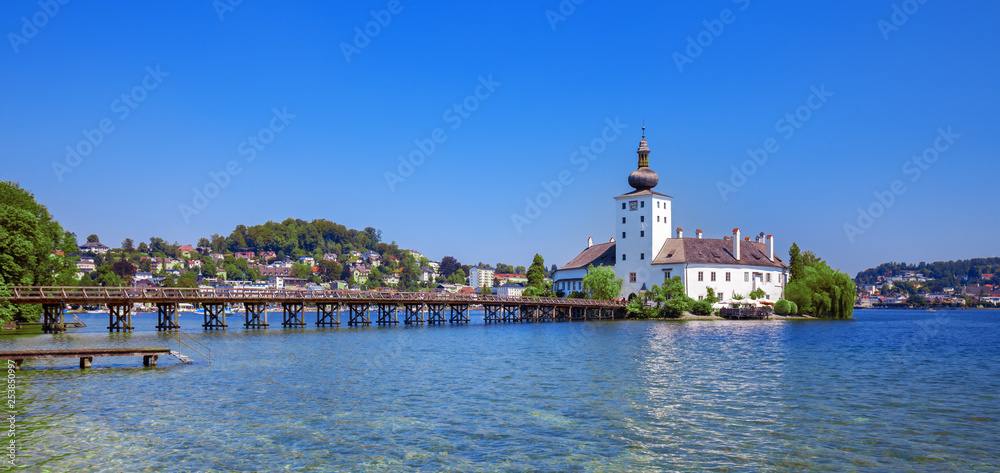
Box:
xmin=178 ymin=303 xmax=197 ymax=313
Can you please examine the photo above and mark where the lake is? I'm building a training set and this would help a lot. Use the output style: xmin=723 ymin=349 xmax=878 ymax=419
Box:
xmin=2 ymin=309 xmax=998 ymax=471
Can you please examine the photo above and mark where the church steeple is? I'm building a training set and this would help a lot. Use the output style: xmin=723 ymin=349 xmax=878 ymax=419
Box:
xmin=627 ymin=126 xmax=658 ymax=191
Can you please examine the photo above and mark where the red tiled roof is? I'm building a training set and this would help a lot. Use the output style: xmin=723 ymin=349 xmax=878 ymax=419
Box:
xmin=652 ymin=238 xmax=787 ymax=269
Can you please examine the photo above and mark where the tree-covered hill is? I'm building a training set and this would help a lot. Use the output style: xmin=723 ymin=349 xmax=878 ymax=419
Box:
xmin=854 ymin=258 xmax=1000 ymax=287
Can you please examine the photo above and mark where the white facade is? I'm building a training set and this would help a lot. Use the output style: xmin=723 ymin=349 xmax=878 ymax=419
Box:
xmin=656 ymin=263 xmax=787 ymax=305
xmin=469 ymin=266 xmax=495 ymax=288
xmin=614 ymin=191 xmax=672 ymax=297
xmin=497 ymin=284 xmax=525 ymax=297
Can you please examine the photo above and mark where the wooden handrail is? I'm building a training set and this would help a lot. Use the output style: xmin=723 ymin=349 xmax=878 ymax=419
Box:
xmin=3 ymin=286 xmax=627 ymax=308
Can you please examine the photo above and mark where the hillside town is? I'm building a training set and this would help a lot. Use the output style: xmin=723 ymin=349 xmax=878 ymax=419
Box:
xmin=855 ymin=270 xmax=1000 ymax=308
xmin=73 ymin=235 xmax=534 ymax=297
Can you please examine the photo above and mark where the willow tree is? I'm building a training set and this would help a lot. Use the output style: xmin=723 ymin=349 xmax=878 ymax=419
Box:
xmin=0 ymin=182 xmax=78 ymax=323
xmin=785 ymin=243 xmax=855 ymax=319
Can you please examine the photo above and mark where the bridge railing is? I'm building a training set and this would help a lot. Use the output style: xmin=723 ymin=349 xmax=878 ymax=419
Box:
xmin=6 ymin=286 xmax=627 ymax=308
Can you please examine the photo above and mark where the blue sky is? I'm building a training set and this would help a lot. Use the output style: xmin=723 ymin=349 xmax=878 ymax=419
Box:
xmin=2 ymin=0 xmax=998 ymax=276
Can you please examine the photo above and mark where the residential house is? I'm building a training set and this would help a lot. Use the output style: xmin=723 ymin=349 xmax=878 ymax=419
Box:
xmin=178 ymin=244 xmax=196 ymax=257
xmin=494 ymin=273 xmax=528 ymax=286
xmin=323 ymin=253 xmax=338 ymax=261
xmin=234 ymin=250 xmax=255 ymax=261
xmin=420 ymin=266 xmax=437 ymax=282
xmin=497 ymin=283 xmax=526 ymax=297
xmin=79 ymin=241 xmax=109 ymax=255
xmin=298 ymin=256 xmax=316 ymax=266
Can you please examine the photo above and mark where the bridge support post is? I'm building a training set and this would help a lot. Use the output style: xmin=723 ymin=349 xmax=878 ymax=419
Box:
xmin=347 ymin=303 xmax=370 ymax=326
xmin=156 ymin=303 xmax=180 ymax=331
xmin=483 ymin=305 xmax=501 ymax=323
xmin=42 ymin=303 xmax=65 ymax=333
xmin=143 ymin=355 xmax=158 ymax=367
xmin=426 ymin=304 xmax=446 ymax=324
xmin=107 ymin=303 xmax=133 ymax=332
xmin=539 ymin=305 xmax=554 ymax=322
xmin=281 ymin=302 xmax=306 ymax=328
xmin=449 ymin=304 xmax=469 ymax=324
xmin=244 ymin=302 xmax=269 ymax=329
xmin=316 ymin=303 xmax=339 ymax=327
xmin=403 ymin=303 xmax=424 ymax=325
xmin=375 ymin=303 xmax=398 ymax=325
xmin=554 ymin=306 xmax=569 ymax=321
xmin=202 ymin=303 xmax=228 ymax=330
xmin=502 ymin=305 xmax=519 ymax=322
xmin=520 ymin=304 xmax=539 ymax=323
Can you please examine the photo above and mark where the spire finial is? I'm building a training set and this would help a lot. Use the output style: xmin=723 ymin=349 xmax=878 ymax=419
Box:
xmin=642 ymin=119 xmax=645 ymax=139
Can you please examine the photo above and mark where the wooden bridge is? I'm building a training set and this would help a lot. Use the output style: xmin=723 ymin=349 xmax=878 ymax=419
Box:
xmin=6 ymin=286 xmax=628 ymax=333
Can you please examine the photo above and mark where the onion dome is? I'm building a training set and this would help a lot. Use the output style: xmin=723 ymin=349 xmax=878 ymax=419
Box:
xmin=628 ymin=126 xmax=659 ymax=191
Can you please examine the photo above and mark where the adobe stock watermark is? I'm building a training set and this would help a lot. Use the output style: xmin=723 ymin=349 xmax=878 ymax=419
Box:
xmin=213 ymin=0 xmax=244 ymax=21
xmin=179 ymin=107 xmax=295 ymax=223
xmin=545 ymin=0 xmax=585 ymax=31
xmin=672 ymin=0 xmax=750 ymax=73
xmin=877 ymin=0 xmax=929 ymax=41
xmin=716 ymin=84 xmax=833 ymax=201
xmin=340 ymin=0 xmax=411 ymax=63
xmin=7 ymin=0 xmax=70 ymax=54
xmin=384 ymin=74 xmax=501 ymax=192
xmin=843 ymin=126 xmax=959 ymax=243
xmin=51 ymin=65 xmax=169 ymax=182
xmin=511 ymin=117 xmax=628 ymax=234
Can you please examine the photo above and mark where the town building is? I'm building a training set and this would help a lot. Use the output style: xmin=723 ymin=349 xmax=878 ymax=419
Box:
xmin=552 ymin=129 xmax=789 ymax=304
xmin=497 ymin=283 xmax=526 ymax=297
xmin=79 ymin=241 xmax=109 ymax=255
xmin=468 ymin=266 xmax=495 ymax=288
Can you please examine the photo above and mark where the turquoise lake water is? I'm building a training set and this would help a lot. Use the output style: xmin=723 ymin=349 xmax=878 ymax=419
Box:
xmin=1 ymin=309 xmax=998 ymax=471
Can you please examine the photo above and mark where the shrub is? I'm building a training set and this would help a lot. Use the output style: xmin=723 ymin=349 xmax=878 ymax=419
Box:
xmin=774 ymin=299 xmax=792 ymax=315
xmin=691 ymin=300 xmax=712 ymax=316
xmin=789 ymin=301 xmax=799 ymax=315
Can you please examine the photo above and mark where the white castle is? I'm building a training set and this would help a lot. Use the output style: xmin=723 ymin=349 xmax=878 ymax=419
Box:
xmin=552 ymin=129 xmax=789 ymax=305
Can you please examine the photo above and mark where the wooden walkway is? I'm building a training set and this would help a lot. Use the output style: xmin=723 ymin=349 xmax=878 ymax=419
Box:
xmin=5 ymin=286 xmax=628 ymax=332
xmin=0 ymin=347 xmax=175 ymax=370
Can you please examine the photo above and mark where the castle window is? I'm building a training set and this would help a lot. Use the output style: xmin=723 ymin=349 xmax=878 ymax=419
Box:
xmin=640 ymin=216 xmax=644 ymax=223
xmin=640 ymin=231 xmax=645 ymax=237
xmin=657 ymin=216 xmax=660 ymax=222
xmin=622 ymin=203 xmax=626 ymax=210
xmin=622 ymin=232 xmax=626 ymax=239
xmin=622 ymin=254 xmax=626 ymax=261
xmin=622 ymin=217 xmax=626 ymax=224
xmin=744 ymin=272 xmax=749 ymax=282
xmin=665 ymin=270 xmax=671 ymax=279
xmin=698 ymin=271 xmax=704 ymax=282
xmin=641 ymin=201 xmax=645 ymax=208
xmin=766 ymin=273 xmax=771 ymax=283
xmin=629 ymin=273 xmax=636 ymax=283
xmin=725 ymin=272 xmax=731 ymax=282
xmin=640 ymin=253 xmax=645 ymax=260
xmin=711 ymin=272 xmax=716 ymax=282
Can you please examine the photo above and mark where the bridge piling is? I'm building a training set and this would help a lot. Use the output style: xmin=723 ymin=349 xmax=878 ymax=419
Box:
xmin=108 ymin=303 xmax=133 ymax=332
xmin=375 ymin=303 xmax=398 ymax=325
xmin=156 ymin=303 xmax=180 ymax=331
xmin=42 ymin=303 xmax=65 ymax=333
xmin=244 ymin=302 xmax=269 ymax=329
xmin=403 ymin=303 xmax=424 ymax=325
xmin=449 ymin=304 xmax=470 ymax=324
xmin=281 ymin=302 xmax=306 ymax=328
xmin=202 ymin=303 xmax=227 ymax=330
xmin=316 ymin=303 xmax=339 ymax=327
xmin=426 ymin=304 xmax=446 ymax=324
xmin=347 ymin=303 xmax=370 ymax=326
xmin=483 ymin=304 xmax=501 ymax=323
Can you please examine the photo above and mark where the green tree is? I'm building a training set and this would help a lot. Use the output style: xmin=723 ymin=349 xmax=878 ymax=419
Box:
xmin=704 ymin=287 xmax=720 ymax=304
xmin=0 ymin=182 xmax=78 ymax=323
xmin=86 ymin=234 xmax=100 ymax=243
xmin=523 ymin=254 xmax=554 ymax=297
xmin=582 ymin=264 xmax=623 ymax=300
xmin=481 ymin=286 xmax=493 ymax=295
xmin=749 ymin=287 xmax=766 ymax=300
xmin=121 ymin=238 xmax=134 ymax=251
xmin=439 ymin=256 xmax=461 ymax=277
xmin=112 ymin=258 xmax=136 ymax=281
xmin=626 ymin=276 xmax=695 ymax=318
xmin=137 ymin=241 xmax=149 ymax=253
xmin=785 ymin=244 xmax=855 ymax=319
xmin=446 ymin=269 xmax=466 ymax=285
xmin=774 ymin=299 xmax=792 ymax=315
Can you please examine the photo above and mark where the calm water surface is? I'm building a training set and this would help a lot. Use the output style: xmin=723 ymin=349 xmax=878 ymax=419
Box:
xmin=2 ymin=309 xmax=998 ymax=471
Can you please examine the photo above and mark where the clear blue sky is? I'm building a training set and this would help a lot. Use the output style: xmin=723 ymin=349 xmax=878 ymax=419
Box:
xmin=3 ymin=1 xmax=998 ymax=276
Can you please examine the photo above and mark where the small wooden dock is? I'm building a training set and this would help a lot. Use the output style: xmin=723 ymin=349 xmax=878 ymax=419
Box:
xmin=0 ymin=347 xmax=173 ymax=370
